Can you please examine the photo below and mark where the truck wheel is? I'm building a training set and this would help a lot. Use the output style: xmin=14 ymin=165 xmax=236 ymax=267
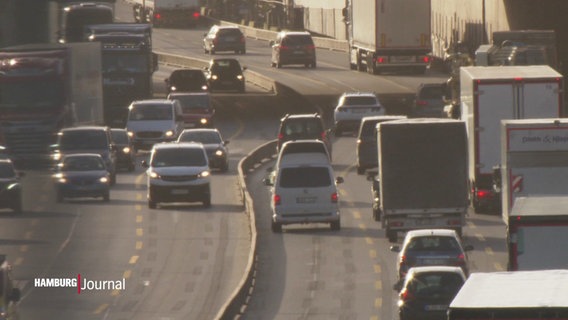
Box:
xmin=148 ymin=200 xmax=157 ymax=209
xmin=372 ymin=208 xmax=381 ymax=221
xmin=271 ymin=221 xmax=282 ymax=233
xmin=330 ymin=220 xmax=341 ymax=231
xmin=356 ymin=54 xmax=365 ymax=71
xmin=387 ymin=229 xmax=397 ymax=243
xmin=367 ymin=56 xmax=376 ymax=75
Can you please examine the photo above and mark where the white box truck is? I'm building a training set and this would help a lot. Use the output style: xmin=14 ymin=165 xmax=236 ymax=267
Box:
xmin=377 ymin=118 xmax=468 ymax=242
xmin=460 ymin=65 xmax=564 ymax=213
xmin=344 ymin=0 xmax=431 ymax=74
xmin=448 ymin=270 xmax=568 ymax=319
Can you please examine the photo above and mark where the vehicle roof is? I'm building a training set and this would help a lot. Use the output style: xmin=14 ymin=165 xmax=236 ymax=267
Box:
xmin=450 ymin=270 xmax=568 ymax=309
xmin=278 ymin=153 xmax=331 ymax=167
xmin=153 ymin=142 xmax=204 ymax=150
xmin=180 ymin=128 xmax=220 ymax=134
xmin=407 ymin=265 xmax=466 ymax=276
xmin=131 ymin=99 xmax=175 ymax=105
xmin=168 ymin=92 xmax=210 ymax=98
xmin=461 ymin=65 xmax=561 ymax=79
xmin=60 ymin=126 xmax=108 ymax=132
xmin=279 ymin=31 xmax=311 ymax=36
xmin=362 ymin=115 xmax=407 ymax=123
xmin=214 ymin=25 xmax=242 ymax=30
xmin=61 ymin=153 xmax=104 ymax=159
xmin=171 ymin=69 xmax=203 ymax=74
xmin=341 ymin=91 xmax=378 ymax=97
xmin=281 ymin=113 xmax=321 ymax=120
xmin=405 ymin=229 xmax=458 ymax=238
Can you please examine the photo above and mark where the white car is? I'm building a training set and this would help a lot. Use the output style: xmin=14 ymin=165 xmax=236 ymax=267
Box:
xmin=142 ymin=142 xmax=211 ymax=209
xmin=334 ymin=92 xmax=385 ymax=136
xmin=264 ymin=153 xmax=343 ymax=232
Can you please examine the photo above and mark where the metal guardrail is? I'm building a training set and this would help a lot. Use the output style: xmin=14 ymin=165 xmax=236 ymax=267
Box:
xmin=214 ymin=140 xmax=277 ymax=320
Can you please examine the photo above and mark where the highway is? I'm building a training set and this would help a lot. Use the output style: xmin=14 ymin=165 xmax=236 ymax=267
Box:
xmin=1 ymin=1 xmax=508 ymax=319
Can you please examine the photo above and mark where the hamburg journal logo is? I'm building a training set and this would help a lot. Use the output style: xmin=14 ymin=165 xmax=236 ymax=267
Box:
xmin=34 ymin=274 xmax=126 ymax=294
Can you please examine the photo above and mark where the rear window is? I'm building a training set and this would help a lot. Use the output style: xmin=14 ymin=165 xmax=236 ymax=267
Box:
xmin=360 ymin=120 xmax=380 ymax=138
xmin=170 ymin=70 xmax=204 ymax=82
xmin=281 ymin=119 xmax=323 ymax=137
xmin=418 ymin=86 xmax=445 ymax=99
xmin=406 ymin=236 xmax=461 ymax=253
xmin=111 ymin=130 xmax=129 ymax=144
xmin=279 ymin=167 xmax=331 ymax=188
xmin=217 ymin=28 xmax=243 ymax=36
xmin=408 ymin=272 xmax=464 ymax=298
xmin=281 ymin=142 xmax=326 ymax=155
xmin=343 ymin=96 xmax=378 ymax=105
xmin=282 ymin=35 xmax=314 ymax=46
xmin=62 ymin=156 xmax=105 ymax=171
xmin=151 ymin=148 xmax=207 ymax=167
xmin=178 ymin=131 xmax=221 ymax=144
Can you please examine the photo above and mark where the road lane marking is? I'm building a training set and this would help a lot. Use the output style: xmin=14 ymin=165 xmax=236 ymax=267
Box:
xmin=494 ymin=263 xmax=504 ymax=271
xmin=136 ymin=193 xmax=143 ymax=200
xmin=374 ymin=264 xmax=381 ymax=273
xmin=136 ymin=241 xmax=143 ymax=250
xmin=136 ymin=228 xmax=143 ymax=237
xmin=375 ymin=280 xmax=382 ymax=290
xmin=375 ymin=297 xmax=382 ymax=308
xmin=467 ymin=221 xmax=477 ymax=229
xmin=485 ymin=247 xmax=494 ymax=255
xmin=365 ymin=237 xmax=373 ymax=245
xmin=129 ymin=256 xmax=139 ymax=264
xmin=136 ymin=215 xmax=143 ymax=223
xmin=352 ymin=211 xmax=361 ymax=219
xmin=123 ymin=270 xmax=132 ymax=279
xmin=135 ymin=204 xmax=142 ymax=211
xmin=93 ymin=303 xmax=109 ymax=315
xmin=475 ymin=233 xmax=486 ymax=241
xmin=369 ymin=249 xmax=377 ymax=259
xmin=359 ymin=223 xmax=366 ymax=230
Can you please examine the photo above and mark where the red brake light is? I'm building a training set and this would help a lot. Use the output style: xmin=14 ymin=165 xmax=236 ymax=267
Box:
xmin=278 ymin=133 xmax=284 ymax=140
xmin=154 ymin=13 xmax=162 ymax=20
xmin=422 ymin=56 xmax=431 ymax=63
xmin=213 ymin=38 xmax=219 ymax=45
xmin=416 ymin=100 xmax=428 ymax=106
xmin=240 ymin=36 xmax=245 ymax=43
xmin=400 ymin=288 xmax=413 ymax=301
xmin=273 ymin=194 xmax=281 ymax=206
xmin=279 ymin=45 xmax=289 ymax=51
xmin=455 ymin=253 xmax=466 ymax=266
xmin=320 ymin=131 xmax=326 ymax=139
xmin=331 ymin=192 xmax=338 ymax=203
xmin=477 ymin=189 xmax=491 ymax=198
xmin=192 ymin=12 xmax=200 ymax=19
xmin=376 ymin=57 xmax=386 ymax=64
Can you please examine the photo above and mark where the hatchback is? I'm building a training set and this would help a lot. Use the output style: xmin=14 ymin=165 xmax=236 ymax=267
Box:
xmin=203 ymin=25 xmax=246 ymax=54
xmin=396 ymin=266 xmax=467 ymax=320
xmin=204 ymin=58 xmax=246 ymax=93
xmin=167 ymin=92 xmax=215 ymax=128
xmin=276 ymin=113 xmax=332 ymax=159
xmin=390 ymin=229 xmax=473 ymax=281
xmin=411 ymin=83 xmax=449 ymax=118
xmin=53 ymin=153 xmax=111 ymax=202
xmin=270 ymin=31 xmax=316 ymax=68
xmin=177 ymin=128 xmax=229 ymax=172
xmin=164 ymin=69 xmax=208 ymax=94
xmin=334 ymin=92 xmax=385 ymax=136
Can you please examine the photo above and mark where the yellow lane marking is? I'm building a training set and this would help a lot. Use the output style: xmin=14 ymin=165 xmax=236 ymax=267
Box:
xmin=475 ymin=233 xmax=485 ymax=241
xmin=373 ymin=264 xmax=381 ymax=273
xmin=136 ymin=215 xmax=143 ymax=223
xmin=123 ymin=270 xmax=132 ymax=279
xmin=93 ymin=303 xmax=109 ymax=314
xmin=494 ymin=263 xmax=504 ymax=271
xmin=111 ymin=289 xmax=120 ymax=297
xmin=485 ymin=247 xmax=494 ymax=255
xmin=129 ymin=256 xmax=139 ymax=264
xmin=365 ymin=237 xmax=373 ymax=245
xmin=136 ymin=241 xmax=143 ymax=250
xmin=352 ymin=211 xmax=361 ymax=219
xmin=375 ymin=280 xmax=382 ymax=290
xmin=136 ymin=194 xmax=143 ymax=200
xmin=369 ymin=250 xmax=377 ymax=259
xmin=359 ymin=223 xmax=366 ymax=230
xmin=375 ymin=297 xmax=382 ymax=308
xmin=136 ymin=228 xmax=143 ymax=237
xmin=135 ymin=204 xmax=142 ymax=211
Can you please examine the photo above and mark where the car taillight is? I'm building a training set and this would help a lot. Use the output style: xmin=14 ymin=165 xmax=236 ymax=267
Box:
xmin=455 ymin=253 xmax=466 ymax=266
xmin=192 ymin=12 xmax=200 ymax=19
xmin=421 ymin=55 xmax=431 ymax=63
xmin=376 ymin=56 xmax=387 ymax=64
xmin=279 ymin=45 xmax=290 ymax=51
xmin=477 ymin=189 xmax=491 ymax=199
xmin=273 ymin=194 xmax=281 ymax=206
xmin=416 ymin=100 xmax=428 ymax=106
xmin=306 ymin=45 xmax=315 ymax=51
xmin=240 ymin=36 xmax=245 ymax=43
xmin=400 ymin=288 xmax=413 ymax=302
xmin=154 ymin=13 xmax=162 ymax=20
xmin=331 ymin=192 xmax=338 ymax=203
xmin=213 ymin=38 xmax=219 ymax=45
xmin=320 ymin=131 xmax=326 ymax=139
xmin=278 ymin=133 xmax=284 ymax=140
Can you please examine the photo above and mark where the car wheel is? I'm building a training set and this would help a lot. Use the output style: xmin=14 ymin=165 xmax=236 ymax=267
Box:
xmin=103 ymin=192 xmax=110 ymax=202
xmin=276 ymin=61 xmax=282 ymax=68
xmin=148 ymin=200 xmax=157 ymax=209
xmin=271 ymin=62 xmax=276 ymax=68
xmin=330 ymin=220 xmax=341 ymax=231
xmin=271 ymin=221 xmax=282 ymax=233
xmin=356 ymin=166 xmax=365 ymax=175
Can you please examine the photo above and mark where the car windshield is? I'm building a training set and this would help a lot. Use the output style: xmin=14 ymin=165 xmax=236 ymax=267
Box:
xmin=62 ymin=156 xmax=105 ymax=171
xmin=406 ymin=236 xmax=461 ymax=253
xmin=210 ymin=60 xmax=241 ymax=73
xmin=151 ymin=148 xmax=207 ymax=167
xmin=0 ymin=163 xmax=16 ymax=178
xmin=279 ymin=167 xmax=331 ymax=188
xmin=408 ymin=272 xmax=464 ymax=298
xmin=171 ymin=95 xmax=210 ymax=110
xmin=343 ymin=96 xmax=377 ymax=105
xmin=282 ymin=120 xmax=323 ymax=138
xmin=129 ymin=104 xmax=173 ymax=121
xmin=58 ymin=131 xmax=108 ymax=150
xmin=420 ymin=86 xmax=445 ymax=99
xmin=170 ymin=70 xmax=204 ymax=82
xmin=218 ymin=29 xmax=242 ymax=37
xmin=178 ymin=131 xmax=221 ymax=144
xmin=111 ymin=130 xmax=129 ymax=144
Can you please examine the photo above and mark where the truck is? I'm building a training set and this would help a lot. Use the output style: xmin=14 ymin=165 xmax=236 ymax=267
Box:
xmin=129 ymin=0 xmax=201 ymax=28
xmin=460 ymin=65 xmax=564 ymax=213
xmin=58 ymin=2 xmax=114 ymax=43
xmin=0 ymin=43 xmax=103 ymax=166
xmin=376 ymin=118 xmax=468 ymax=243
xmin=475 ymin=30 xmax=558 ymax=71
xmin=84 ymin=23 xmax=157 ymax=126
xmin=344 ymin=0 xmax=431 ymax=74
xmin=448 ymin=270 xmax=568 ymax=319
xmin=499 ymin=118 xmax=568 ymax=216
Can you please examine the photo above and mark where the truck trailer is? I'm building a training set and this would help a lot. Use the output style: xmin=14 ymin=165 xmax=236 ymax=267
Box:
xmin=344 ymin=0 xmax=431 ymax=74
xmin=0 ymin=43 xmax=103 ymax=165
xmin=376 ymin=118 xmax=468 ymax=242
xmin=460 ymin=65 xmax=564 ymax=213
xmin=129 ymin=0 xmax=201 ymax=28
xmin=448 ymin=270 xmax=568 ymax=319
xmin=84 ymin=23 xmax=157 ymax=126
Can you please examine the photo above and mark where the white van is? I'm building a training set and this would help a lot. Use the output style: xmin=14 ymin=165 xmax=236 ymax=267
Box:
xmin=125 ymin=99 xmax=184 ymax=151
xmin=264 ymin=153 xmax=343 ymax=232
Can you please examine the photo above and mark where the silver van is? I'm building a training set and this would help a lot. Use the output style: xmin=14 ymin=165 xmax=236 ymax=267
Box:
xmin=264 ymin=153 xmax=343 ymax=232
xmin=125 ymin=99 xmax=184 ymax=151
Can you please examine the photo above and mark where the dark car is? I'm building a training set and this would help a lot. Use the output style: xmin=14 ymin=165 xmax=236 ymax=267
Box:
xmin=53 ymin=153 xmax=111 ymax=202
xmin=164 ymin=69 xmax=208 ymax=94
xmin=204 ymin=58 xmax=246 ymax=93
xmin=411 ymin=83 xmax=450 ymax=118
xmin=0 ymin=159 xmax=23 ymax=213
xmin=177 ymin=128 xmax=229 ymax=172
xmin=390 ymin=229 xmax=474 ymax=281
xmin=276 ymin=113 xmax=332 ymax=159
xmin=167 ymin=92 xmax=215 ymax=128
xmin=203 ymin=25 xmax=246 ymax=54
xmin=270 ymin=31 xmax=316 ymax=68
xmin=50 ymin=126 xmax=117 ymax=185
xmin=0 ymin=146 xmax=9 ymax=160
xmin=396 ymin=266 xmax=466 ymax=320
xmin=110 ymin=128 xmax=136 ymax=172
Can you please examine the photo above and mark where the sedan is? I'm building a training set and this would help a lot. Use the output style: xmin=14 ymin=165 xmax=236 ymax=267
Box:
xmin=204 ymin=58 xmax=246 ymax=93
xmin=53 ymin=154 xmax=111 ymax=202
xmin=390 ymin=229 xmax=473 ymax=281
xmin=334 ymin=92 xmax=385 ymax=136
xmin=177 ymin=128 xmax=229 ymax=172
xmin=0 ymin=159 xmax=23 ymax=213
xmin=396 ymin=266 xmax=466 ymax=320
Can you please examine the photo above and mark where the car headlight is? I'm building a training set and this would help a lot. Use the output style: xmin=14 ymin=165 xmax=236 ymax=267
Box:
xmin=201 ymin=85 xmax=208 ymax=91
xmin=52 ymin=153 xmax=62 ymax=161
xmin=127 ymin=131 xmax=134 ymax=137
xmin=211 ymin=75 xmax=218 ymax=80
xmin=148 ymin=171 xmax=160 ymax=179
xmin=54 ymin=173 xmax=67 ymax=184
xmin=171 ymin=86 xmax=177 ymax=91
xmin=198 ymin=170 xmax=210 ymax=178
xmin=237 ymin=75 xmax=244 ymax=80
xmin=200 ymin=118 xmax=208 ymax=125
xmin=122 ymin=147 xmax=131 ymax=154
xmin=215 ymin=149 xmax=224 ymax=157
xmin=165 ymin=130 xmax=174 ymax=137
xmin=99 ymin=176 xmax=109 ymax=184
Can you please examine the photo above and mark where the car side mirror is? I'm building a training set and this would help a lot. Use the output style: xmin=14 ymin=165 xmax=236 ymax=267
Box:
xmin=390 ymin=245 xmax=401 ymax=253
xmin=242 ymin=66 xmax=247 ymax=71
xmin=141 ymin=160 xmax=149 ymax=168
xmin=336 ymin=176 xmax=344 ymax=184
xmin=10 ymin=288 xmax=20 ymax=302
xmin=262 ymin=178 xmax=273 ymax=186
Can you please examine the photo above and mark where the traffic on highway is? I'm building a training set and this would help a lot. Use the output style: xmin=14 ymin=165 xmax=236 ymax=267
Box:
xmin=2 ymin=0 xmax=565 ymax=319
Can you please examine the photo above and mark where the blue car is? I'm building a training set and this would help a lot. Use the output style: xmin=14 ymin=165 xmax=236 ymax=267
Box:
xmin=54 ymin=154 xmax=111 ymax=202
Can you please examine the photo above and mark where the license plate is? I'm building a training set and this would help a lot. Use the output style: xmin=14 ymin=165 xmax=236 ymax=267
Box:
xmin=351 ymin=108 xmax=367 ymax=113
xmin=293 ymin=50 xmax=304 ymax=54
xmin=425 ymin=304 xmax=447 ymax=311
xmin=422 ymin=259 xmax=446 ymax=265
xmin=171 ymin=189 xmax=189 ymax=195
xmin=391 ymin=56 xmax=415 ymax=62
xmin=296 ymin=196 xmax=316 ymax=204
